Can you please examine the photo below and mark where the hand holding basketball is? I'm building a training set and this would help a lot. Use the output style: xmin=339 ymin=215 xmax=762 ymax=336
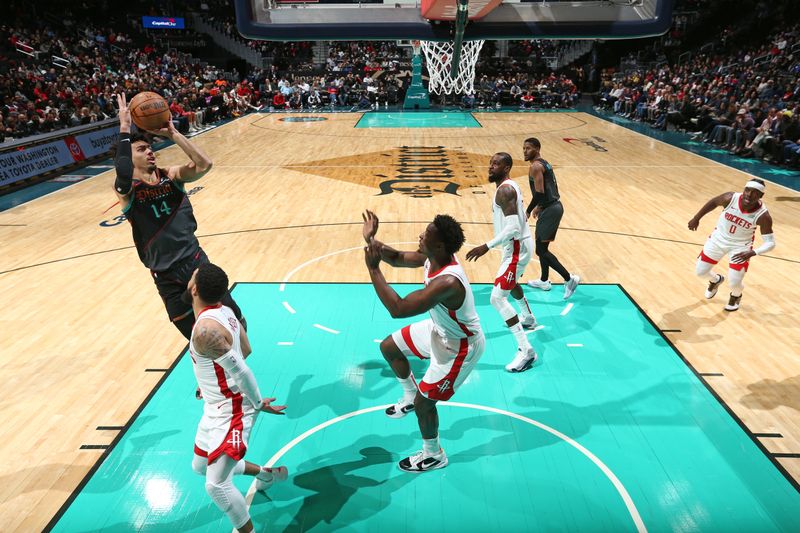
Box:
xmin=129 ymin=91 xmax=171 ymax=132
xmin=116 ymin=93 xmax=132 ymax=132
xmin=145 ymin=119 xmax=178 ymax=139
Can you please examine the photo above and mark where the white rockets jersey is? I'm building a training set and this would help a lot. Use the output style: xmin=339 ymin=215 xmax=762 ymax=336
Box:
xmin=712 ymin=192 xmax=768 ymax=247
xmin=493 ymin=179 xmax=532 ymax=251
xmin=423 ymin=257 xmax=482 ymax=340
xmin=189 ymin=304 xmax=244 ymax=406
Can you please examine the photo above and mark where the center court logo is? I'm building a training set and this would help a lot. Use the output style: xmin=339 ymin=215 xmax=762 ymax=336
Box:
xmin=283 ymin=146 xmax=494 ymax=198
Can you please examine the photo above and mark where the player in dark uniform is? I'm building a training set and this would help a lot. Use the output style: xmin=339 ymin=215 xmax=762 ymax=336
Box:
xmin=113 ymin=93 xmax=244 ymax=340
xmin=523 ymin=137 xmax=580 ymax=299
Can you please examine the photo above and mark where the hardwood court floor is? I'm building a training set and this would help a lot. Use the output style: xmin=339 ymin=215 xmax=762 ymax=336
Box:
xmin=0 ymin=111 xmax=798 ymax=531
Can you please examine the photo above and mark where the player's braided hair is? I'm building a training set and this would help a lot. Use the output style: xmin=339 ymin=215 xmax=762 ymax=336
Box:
xmin=433 ymin=214 xmax=466 ymax=255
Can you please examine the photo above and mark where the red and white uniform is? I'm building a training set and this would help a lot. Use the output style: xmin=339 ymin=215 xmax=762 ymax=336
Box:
xmin=700 ymin=193 xmax=769 ymax=271
xmin=190 ymin=304 xmax=256 ymax=464
xmin=493 ymin=179 xmax=533 ymax=290
xmin=392 ymin=258 xmax=485 ymax=401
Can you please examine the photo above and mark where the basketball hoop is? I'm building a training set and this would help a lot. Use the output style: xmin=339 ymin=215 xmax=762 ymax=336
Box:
xmin=420 ymin=39 xmax=484 ymax=95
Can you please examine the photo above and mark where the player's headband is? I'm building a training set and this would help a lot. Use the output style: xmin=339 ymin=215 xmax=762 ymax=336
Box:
xmin=745 ymin=180 xmax=765 ymax=193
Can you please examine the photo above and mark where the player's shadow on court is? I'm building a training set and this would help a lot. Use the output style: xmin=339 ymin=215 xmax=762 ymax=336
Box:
xmin=742 ymin=375 xmax=800 ymax=412
xmin=659 ymin=300 xmax=727 ymax=343
xmin=254 ymin=438 xmax=416 ymax=532
xmin=286 ymin=363 xmax=396 ymax=418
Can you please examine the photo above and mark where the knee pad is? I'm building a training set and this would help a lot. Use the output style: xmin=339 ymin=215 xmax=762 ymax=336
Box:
xmin=206 ymin=480 xmax=250 ymax=529
xmin=192 ymin=455 xmax=207 ymax=476
xmin=695 ymin=258 xmax=714 ymax=277
xmin=490 ymin=286 xmax=517 ymax=322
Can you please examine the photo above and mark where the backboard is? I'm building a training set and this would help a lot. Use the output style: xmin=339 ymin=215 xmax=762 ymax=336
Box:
xmin=233 ymin=0 xmax=675 ymax=42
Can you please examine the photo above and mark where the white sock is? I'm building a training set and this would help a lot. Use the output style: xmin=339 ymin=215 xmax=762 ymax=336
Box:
xmin=422 ymin=436 xmax=440 ymax=455
xmin=514 ymin=295 xmax=533 ymax=321
xmin=710 ymin=272 xmax=721 ymax=283
xmin=397 ymin=373 xmax=417 ymax=401
xmin=510 ymin=322 xmax=531 ymax=350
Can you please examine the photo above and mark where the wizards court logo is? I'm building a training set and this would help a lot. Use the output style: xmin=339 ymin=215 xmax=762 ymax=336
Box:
xmin=283 ymin=146 xmax=487 ymax=198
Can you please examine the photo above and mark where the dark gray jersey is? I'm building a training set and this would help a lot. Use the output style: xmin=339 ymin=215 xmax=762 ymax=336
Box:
xmin=531 ymin=157 xmax=560 ymax=208
xmin=123 ymin=168 xmax=200 ymax=271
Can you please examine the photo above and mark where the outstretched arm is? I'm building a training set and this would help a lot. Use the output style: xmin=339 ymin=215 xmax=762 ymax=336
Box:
xmin=365 ymin=243 xmax=463 ymax=318
xmin=362 ymin=210 xmax=426 ymax=268
xmin=113 ymin=93 xmax=134 ymax=210
xmin=688 ymin=192 xmax=733 ymax=230
xmin=466 ymin=184 xmax=520 ymax=261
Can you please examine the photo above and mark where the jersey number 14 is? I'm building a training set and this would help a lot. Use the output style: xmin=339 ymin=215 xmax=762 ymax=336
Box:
xmin=150 ymin=201 xmax=173 ymax=219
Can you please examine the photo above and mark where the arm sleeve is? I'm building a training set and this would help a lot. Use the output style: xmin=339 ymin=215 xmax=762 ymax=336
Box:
xmin=215 ymin=350 xmax=262 ymax=410
xmin=753 ymin=233 xmax=775 ymax=255
xmin=487 ymin=215 xmax=521 ymax=249
xmin=114 ymin=133 xmax=133 ymax=195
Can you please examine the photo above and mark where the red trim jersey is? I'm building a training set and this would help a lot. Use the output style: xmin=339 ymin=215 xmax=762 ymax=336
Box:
xmin=492 ymin=178 xmax=532 ymax=252
xmin=424 ymin=257 xmax=482 ymax=340
xmin=711 ymin=193 xmax=768 ymax=247
xmin=189 ymin=304 xmax=244 ymax=406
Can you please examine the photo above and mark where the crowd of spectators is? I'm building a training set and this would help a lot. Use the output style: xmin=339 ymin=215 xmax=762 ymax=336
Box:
xmin=0 ymin=17 xmax=266 ymax=144
xmin=597 ymin=22 xmax=800 ymax=167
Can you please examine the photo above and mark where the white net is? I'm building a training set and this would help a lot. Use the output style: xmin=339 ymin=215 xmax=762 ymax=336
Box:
xmin=420 ymin=40 xmax=484 ymax=95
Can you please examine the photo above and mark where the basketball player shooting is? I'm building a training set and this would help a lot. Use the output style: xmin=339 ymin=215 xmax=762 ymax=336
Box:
xmin=188 ymin=263 xmax=288 ymax=533
xmin=363 ymin=210 xmax=485 ymax=472
xmin=465 ymin=153 xmax=539 ymax=373
xmin=113 ymin=93 xmax=245 ymax=340
xmin=688 ymin=178 xmax=776 ymax=311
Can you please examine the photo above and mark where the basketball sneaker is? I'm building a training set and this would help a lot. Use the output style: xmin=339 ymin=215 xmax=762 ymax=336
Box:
xmin=705 ymin=274 xmax=725 ymax=299
xmin=398 ymin=448 xmax=448 ymax=473
xmin=520 ymin=315 xmax=539 ymax=330
xmin=385 ymin=398 xmax=415 ymax=418
xmin=505 ymin=346 xmax=538 ymax=373
xmin=563 ymin=275 xmax=581 ymax=299
xmin=255 ymin=466 xmax=288 ymax=492
xmin=724 ymin=293 xmax=742 ymax=312
xmin=527 ymin=279 xmax=552 ymax=291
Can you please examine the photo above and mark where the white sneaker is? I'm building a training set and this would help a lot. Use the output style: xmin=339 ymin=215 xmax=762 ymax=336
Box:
xmin=398 ymin=448 xmax=448 ymax=473
xmin=385 ymin=398 xmax=415 ymax=418
xmin=705 ymin=274 xmax=724 ymax=299
xmin=563 ymin=275 xmax=581 ymax=300
xmin=254 ymin=465 xmax=288 ymax=492
xmin=724 ymin=293 xmax=742 ymax=312
xmin=505 ymin=346 xmax=538 ymax=373
xmin=520 ymin=315 xmax=538 ymax=330
xmin=527 ymin=279 xmax=552 ymax=291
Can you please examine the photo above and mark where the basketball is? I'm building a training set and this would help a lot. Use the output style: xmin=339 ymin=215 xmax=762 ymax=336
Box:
xmin=129 ymin=91 xmax=171 ymax=131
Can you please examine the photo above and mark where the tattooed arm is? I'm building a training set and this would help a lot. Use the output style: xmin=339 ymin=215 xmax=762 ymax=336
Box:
xmin=193 ymin=318 xmax=285 ymax=414
xmin=192 ymin=319 xmax=233 ymax=358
